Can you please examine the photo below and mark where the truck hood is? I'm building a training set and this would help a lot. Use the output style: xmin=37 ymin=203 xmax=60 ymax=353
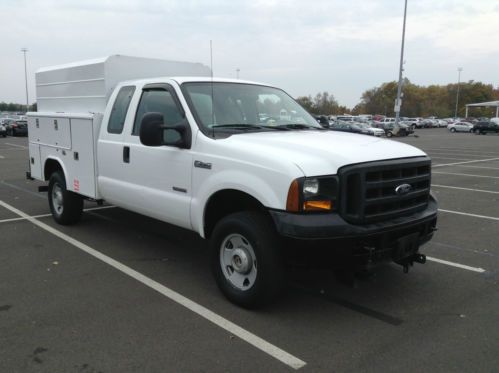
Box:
xmin=225 ymin=130 xmax=427 ymax=176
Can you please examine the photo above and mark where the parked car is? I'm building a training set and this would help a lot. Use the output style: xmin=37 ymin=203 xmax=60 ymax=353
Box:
xmin=0 ymin=124 xmax=6 ymax=137
xmin=357 ymin=123 xmax=385 ymax=137
xmin=7 ymin=120 xmax=28 ymax=136
xmin=473 ymin=121 xmax=499 ymax=135
xmin=406 ymin=118 xmax=421 ymax=129
xmin=383 ymin=122 xmax=413 ymax=137
xmin=329 ymin=121 xmax=363 ymax=134
xmin=437 ymin=120 xmax=448 ymax=128
xmin=447 ymin=122 xmax=474 ymax=133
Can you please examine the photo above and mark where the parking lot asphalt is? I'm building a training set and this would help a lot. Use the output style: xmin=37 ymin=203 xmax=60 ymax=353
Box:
xmin=1 ymin=129 xmax=498 ymax=372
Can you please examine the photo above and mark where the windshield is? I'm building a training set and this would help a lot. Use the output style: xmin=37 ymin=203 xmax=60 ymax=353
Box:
xmin=182 ymin=82 xmax=321 ymax=135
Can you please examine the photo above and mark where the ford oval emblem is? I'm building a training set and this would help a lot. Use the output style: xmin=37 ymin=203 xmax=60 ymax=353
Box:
xmin=395 ymin=183 xmax=412 ymax=196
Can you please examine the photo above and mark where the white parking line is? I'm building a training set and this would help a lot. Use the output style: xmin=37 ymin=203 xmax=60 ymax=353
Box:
xmin=446 ymin=165 xmax=499 ymax=170
xmin=432 ymin=184 xmax=499 ymax=194
xmin=423 ymin=148 xmax=499 ymax=156
xmin=438 ymin=209 xmax=499 ymax=222
xmin=427 ymin=152 xmax=489 ymax=159
xmin=5 ymin=142 xmax=28 ymax=149
xmin=0 ymin=200 xmax=307 ymax=370
xmin=432 ymin=157 xmax=499 ymax=168
xmin=433 ymin=171 xmax=499 ymax=179
xmin=0 ymin=205 xmax=116 ymax=224
xmin=426 ymin=257 xmax=486 ymax=273
xmin=430 ymin=157 xmax=469 ymax=161
xmin=0 ymin=155 xmax=4 ymax=159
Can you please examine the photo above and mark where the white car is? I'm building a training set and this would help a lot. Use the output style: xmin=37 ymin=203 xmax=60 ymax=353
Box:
xmin=0 ymin=124 xmax=6 ymax=137
xmin=447 ymin=122 xmax=474 ymax=133
xmin=357 ymin=123 xmax=385 ymax=136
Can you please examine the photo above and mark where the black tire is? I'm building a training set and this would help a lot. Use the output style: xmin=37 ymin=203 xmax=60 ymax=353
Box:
xmin=475 ymin=130 xmax=480 ymax=135
xmin=386 ymin=131 xmax=393 ymax=138
xmin=210 ymin=211 xmax=284 ymax=308
xmin=450 ymin=128 xmax=456 ymax=133
xmin=48 ymin=171 xmax=83 ymax=225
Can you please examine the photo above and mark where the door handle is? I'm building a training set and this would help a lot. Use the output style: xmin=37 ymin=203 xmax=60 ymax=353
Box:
xmin=123 ymin=146 xmax=130 ymax=163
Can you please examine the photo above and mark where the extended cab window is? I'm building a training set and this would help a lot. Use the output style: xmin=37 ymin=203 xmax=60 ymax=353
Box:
xmin=133 ymin=89 xmax=183 ymax=144
xmin=107 ymin=86 xmax=135 ymax=134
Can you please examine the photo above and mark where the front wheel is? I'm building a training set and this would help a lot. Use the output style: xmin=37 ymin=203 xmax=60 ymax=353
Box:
xmin=450 ymin=128 xmax=456 ymax=133
xmin=48 ymin=171 xmax=83 ymax=225
xmin=386 ymin=131 xmax=393 ymax=138
xmin=210 ymin=211 xmax=284 ymax=308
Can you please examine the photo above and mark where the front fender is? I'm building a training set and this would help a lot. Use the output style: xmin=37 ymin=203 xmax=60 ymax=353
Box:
xmin=191 ymin=169 xmax=289 ymax=238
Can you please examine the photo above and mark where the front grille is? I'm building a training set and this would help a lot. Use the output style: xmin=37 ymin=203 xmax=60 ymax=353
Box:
xmin=339 ymin=157 xmax=431 ymax=224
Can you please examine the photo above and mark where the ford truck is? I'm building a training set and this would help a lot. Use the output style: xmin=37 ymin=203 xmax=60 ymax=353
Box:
xmin=27 ymin=55 xmax=437 ymax=307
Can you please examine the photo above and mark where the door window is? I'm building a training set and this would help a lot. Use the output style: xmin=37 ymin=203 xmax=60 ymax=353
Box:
xmin=133 ymin=89 xmax=183 ymax=136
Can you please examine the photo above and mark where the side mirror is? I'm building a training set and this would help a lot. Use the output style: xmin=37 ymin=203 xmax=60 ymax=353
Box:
xmin=139 ymin=112 xmax=191 ymax=149
xmin=140 ymin=112 xmax=164 ymax=146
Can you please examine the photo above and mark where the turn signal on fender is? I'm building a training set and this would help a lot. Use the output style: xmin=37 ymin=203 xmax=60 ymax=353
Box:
xmin=286 ymin=179 xmax=300 ymax=212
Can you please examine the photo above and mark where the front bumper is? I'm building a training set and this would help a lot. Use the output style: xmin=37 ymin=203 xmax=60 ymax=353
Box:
xmin=270 ymin=197 xmax=437 ymax=241
xmin=270 ymin=197 xmax=437 ymax=267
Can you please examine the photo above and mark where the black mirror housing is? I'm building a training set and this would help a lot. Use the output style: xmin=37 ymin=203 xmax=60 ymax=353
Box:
xmin=139 ymin=112 xmax=192 ymax=149
xmin=140 ymin=112 xmax=165 ymax=146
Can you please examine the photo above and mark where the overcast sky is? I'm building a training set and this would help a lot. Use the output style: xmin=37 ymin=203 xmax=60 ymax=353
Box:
xmin=1 ymin=0 xmax=498 ymax=108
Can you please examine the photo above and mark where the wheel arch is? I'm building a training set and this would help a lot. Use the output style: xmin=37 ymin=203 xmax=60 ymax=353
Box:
xmin=44 ymin=157 xmax=68 ymax=185
xmin=203 ymin=189 xmax=270 ymax=239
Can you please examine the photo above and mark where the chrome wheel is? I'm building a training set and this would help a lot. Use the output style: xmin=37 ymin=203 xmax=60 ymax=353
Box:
xmin=220 ymin=234 xmax=257 ymax=291
xmin=51 ymin=183 xmax=64 ymax=215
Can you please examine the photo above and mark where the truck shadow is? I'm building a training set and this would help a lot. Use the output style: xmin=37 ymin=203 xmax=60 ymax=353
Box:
xmin=80 ymin=206 xmax=430 ymax=324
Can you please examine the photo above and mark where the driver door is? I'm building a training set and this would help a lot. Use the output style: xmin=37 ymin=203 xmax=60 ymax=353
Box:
xmin=118 ymin=83 xmax=194 ymax=230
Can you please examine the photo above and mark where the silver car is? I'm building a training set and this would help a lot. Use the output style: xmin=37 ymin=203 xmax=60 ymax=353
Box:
xmin=447 ymin=122 xmax=474 ymax=133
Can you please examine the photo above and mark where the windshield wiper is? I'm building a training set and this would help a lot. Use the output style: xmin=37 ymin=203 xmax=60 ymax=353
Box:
xmin=276 ymin=123 xmax=326 ymax=130
xmin=211 ymin=124 xmax=289 ymax=131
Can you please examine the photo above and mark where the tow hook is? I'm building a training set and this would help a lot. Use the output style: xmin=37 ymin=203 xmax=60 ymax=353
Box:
xmin=413 ymin=254 xmax=426 ymax=264
xmin=401 ymin=253 xmax=427 ymax=274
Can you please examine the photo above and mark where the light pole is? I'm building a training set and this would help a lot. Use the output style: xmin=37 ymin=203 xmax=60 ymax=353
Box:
xmin=236 ymin=68 xmax=240 ymax=79
xmin=21 ymin=48 xmax=29 ymax=112
xmin=394 ymin=0 xmax=408 ymax=127
xmin=454 ymin=67 xmax=463 ymax=119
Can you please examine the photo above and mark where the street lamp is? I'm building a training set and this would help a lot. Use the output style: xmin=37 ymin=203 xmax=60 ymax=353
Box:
xmin=454 ymin=67 xmax=463 ymax=119
xmin=236 ymin=68 xmax=240 ymax=79
xmin=21 ymin=48 xmax=29 ymax=112
xmin=394 ymin=0 xmax=408 ymax=127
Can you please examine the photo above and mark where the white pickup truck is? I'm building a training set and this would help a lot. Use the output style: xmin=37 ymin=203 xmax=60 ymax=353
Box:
xmin=27 ymin=55 xmax=437 ymax=307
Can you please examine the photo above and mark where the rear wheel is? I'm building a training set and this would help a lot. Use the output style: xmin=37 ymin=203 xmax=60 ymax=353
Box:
xmin=48 ymin=171 xmax=83 ymax=225
xmin=450 ymin=128 xmax=456 ymax=133
xmin=210 ymin=211 xmax=284 ymax=308
xmin=386 ymin=131 xmax=393 ymax=138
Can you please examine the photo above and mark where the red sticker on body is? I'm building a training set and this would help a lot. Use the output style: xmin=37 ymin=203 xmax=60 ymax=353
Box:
xmin=74 ymin=179 xmax=80 ymax=192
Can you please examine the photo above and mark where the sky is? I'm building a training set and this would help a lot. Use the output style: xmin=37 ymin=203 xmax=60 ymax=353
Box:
xmin=1 ymin=0 xmax=498 ymax=108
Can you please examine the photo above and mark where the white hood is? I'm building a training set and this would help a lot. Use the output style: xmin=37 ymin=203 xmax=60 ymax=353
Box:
xmin=224 ymin=130 xmax=427 ymax=176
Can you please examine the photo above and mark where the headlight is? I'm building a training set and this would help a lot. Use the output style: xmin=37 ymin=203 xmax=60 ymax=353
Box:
xmin=303 ymin=178 xmax=319 ymax=196
xmin=286 ymin=176 xmax=338 ymax=212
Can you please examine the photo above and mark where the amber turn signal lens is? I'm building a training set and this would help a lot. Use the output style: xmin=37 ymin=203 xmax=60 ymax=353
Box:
xmin=303 ymin=200 xmax=332 ymax=211
xmin=286 ymin=179 xmax=300 ymax=212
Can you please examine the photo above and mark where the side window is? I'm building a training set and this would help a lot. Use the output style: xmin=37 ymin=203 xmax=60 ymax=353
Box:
xmin=107 ymin=86 xmax=135 ymax=134
xmin=133 ymin=89 xmax=183 ymax=136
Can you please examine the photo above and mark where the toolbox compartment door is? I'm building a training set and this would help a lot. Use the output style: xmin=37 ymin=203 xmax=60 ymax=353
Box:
xmin=28 ymin=143 xmax=42 ymax=180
